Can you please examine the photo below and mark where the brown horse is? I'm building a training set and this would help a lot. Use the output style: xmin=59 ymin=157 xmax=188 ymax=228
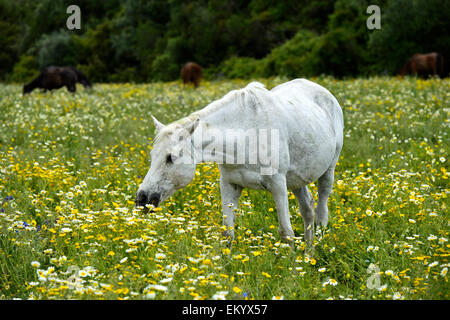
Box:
xmin=180 ymin=62 xmax=202 ymax=88
xmin=399 ymin=52 xmax=444 ymax=78
xmin=23 ymin=66 xmax=92 ymax=94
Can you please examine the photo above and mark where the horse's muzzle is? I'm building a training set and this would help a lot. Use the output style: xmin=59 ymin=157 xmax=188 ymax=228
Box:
xmin=135 ymin=191 xmax=160 ymax=213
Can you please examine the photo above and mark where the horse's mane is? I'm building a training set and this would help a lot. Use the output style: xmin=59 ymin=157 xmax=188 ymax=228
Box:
xmin=193 ymin=81 xmax=268 ymax=119
xmin=153 ymin=82 xmax=269 ymax=144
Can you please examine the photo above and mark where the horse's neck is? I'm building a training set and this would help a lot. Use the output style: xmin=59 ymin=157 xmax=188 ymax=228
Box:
xmin=400 ymin=61 xmax=411 ymax=76
xmin=195 ymin=94 xmax=242 ymax=129
xmin=29 ymin=74 xmax=43 ymax=89
xmin=189 ymin=96 xmax=242 ymax=163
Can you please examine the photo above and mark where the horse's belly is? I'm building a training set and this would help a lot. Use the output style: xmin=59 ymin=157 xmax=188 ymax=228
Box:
xmin=44 ymin=78 xmax=64 ymax=89
xmin=285 ymin=130 xmax=337 ymax=189
xmin=219 ymin=165 xmax=270 ymax=190
xmin=285 ymin=165 xmax=327 ymax=189
xmin=285 ymin=157 xmax=333 ymax=189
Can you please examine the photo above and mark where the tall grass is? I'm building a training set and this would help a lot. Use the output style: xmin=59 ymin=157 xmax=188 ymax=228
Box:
xmin=0 ymin=77 xmax=448 ymax=299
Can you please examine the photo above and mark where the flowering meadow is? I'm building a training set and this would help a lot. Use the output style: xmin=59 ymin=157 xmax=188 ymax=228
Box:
xmin=0 ymin=77 xmax=448 ymax=300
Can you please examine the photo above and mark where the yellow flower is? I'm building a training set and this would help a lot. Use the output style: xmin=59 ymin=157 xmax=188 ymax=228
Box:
xmin=233 ymin=287 xmax=242 ymax=294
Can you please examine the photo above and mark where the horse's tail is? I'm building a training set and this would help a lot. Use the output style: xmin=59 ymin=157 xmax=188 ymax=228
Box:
xmin=70 ymin=67 xmax=92 ymax=88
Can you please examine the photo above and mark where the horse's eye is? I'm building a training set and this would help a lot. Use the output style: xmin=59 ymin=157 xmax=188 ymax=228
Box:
xmin=166 ymin=154 xmax=173 ymax=164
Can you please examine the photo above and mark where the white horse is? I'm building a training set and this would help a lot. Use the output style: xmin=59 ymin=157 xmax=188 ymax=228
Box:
xmin=136 ymin=79 xmax=343 ymax=245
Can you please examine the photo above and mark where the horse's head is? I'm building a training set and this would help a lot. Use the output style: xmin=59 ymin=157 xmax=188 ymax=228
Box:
xmin=135 ymin=116 xmax=199 ymax=213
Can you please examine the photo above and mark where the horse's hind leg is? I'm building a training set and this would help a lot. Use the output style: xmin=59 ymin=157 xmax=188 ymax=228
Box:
xmin=315 ymin=165 xmax=336 ymax=228
xmin=292 ymin=186 xmax=315 ymax=246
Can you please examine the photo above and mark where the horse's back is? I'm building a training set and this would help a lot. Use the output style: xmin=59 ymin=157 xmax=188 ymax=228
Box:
xmin=181 ymin=62 xmax=202 ymax=87
xmin=271 ymin=79 xmax=343 ymax=134
xmin=266 ymin=79 xmax=343 ymax=186
xmin=271 ymin=79 xmax=339 ymax=108
xmin=42 ymin=66 xmax=77 ymax=89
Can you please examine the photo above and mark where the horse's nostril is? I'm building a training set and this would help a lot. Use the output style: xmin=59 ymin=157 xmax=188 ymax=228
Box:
xmin=148 ymin=193 xmax=161 ymax=207
xmin=135 ymin=191 xmax=148 ymax=207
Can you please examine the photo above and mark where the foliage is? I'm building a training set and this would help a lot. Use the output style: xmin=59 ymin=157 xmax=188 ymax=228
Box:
xmin=261 ymin=29 xmax=318 ymax=78
xmin=73 ymin=21 xmax=117 ymax=82
xmin=7 ymin=55 xmax=39 ymax=83
xmin=0 ymin=0 xmax=28 ymax=80
xmin=218 ymin=24 xmax=366 ymax=79
xmin=36 ymin=31 xmax=78 ymax=69
xmin=1 ymin=0 xmax=449 ymax=82
xmin=218 ymin=56 xmax=264 ymax=79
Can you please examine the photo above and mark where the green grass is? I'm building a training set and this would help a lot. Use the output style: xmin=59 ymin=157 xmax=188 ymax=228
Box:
xmin=0 ymin=77 xmax=448 ymax=300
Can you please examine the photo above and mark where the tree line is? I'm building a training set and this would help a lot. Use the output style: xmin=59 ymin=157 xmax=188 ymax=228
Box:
xmin=1 ymin=0 xmax=448 ymax=83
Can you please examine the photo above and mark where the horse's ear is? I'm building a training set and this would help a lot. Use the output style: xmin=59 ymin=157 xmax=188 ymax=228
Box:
xmin=152 ymin=116 xmax=165 ymax=132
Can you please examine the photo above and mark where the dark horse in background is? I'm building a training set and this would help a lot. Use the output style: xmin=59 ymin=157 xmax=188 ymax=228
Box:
xmin=23 ymin=66 xmax=92 ymax=94
xmin=180 ymin=62 xmax=202 ymax=88
xmin=399 ymin=52 xmax=445 ymax=78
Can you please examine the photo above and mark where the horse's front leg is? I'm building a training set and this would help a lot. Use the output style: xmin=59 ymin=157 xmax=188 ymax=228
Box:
xmin=268 ymin=174 xmax=295 ymax=244
xmin=67 ymin=84 xmax=76 ymax=93
xmin=220 ymin=177 xmax=242 ymax=243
